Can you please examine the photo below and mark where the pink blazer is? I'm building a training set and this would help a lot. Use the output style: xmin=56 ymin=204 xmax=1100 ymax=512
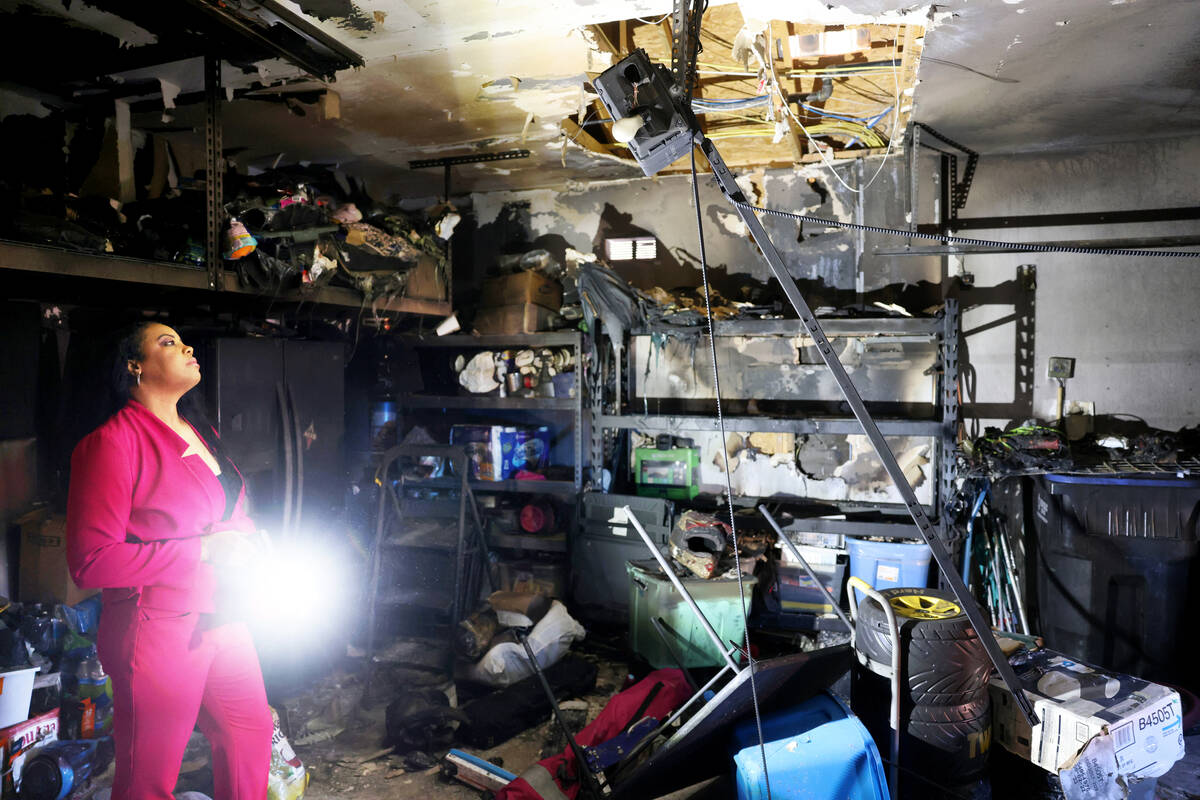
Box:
xmin=66 ymin=400 xmax=253 ymax=613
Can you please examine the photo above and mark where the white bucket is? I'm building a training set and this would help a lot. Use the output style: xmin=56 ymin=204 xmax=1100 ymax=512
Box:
xmin=0 ymin=667 xmax=39 ymax=728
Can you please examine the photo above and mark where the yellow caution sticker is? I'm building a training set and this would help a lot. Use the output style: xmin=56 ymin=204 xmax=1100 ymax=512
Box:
xmin=888 ymin=593 xmax=961 ymax=620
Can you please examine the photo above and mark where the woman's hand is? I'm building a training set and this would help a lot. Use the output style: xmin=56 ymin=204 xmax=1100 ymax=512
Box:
xmin=200 ymin=529 xmax=266 ymax=567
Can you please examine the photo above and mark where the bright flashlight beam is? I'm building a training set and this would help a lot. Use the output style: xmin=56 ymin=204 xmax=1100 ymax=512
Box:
xmin=234 ymin=539 xmax=349 ymax=630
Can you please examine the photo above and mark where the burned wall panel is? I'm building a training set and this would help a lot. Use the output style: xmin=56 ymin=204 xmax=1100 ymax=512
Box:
xmin=632 ymin=334 xmax=937 ymax=405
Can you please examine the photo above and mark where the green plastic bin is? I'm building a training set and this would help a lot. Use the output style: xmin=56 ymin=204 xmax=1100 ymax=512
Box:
xmin=626 ymin=559 xmax=756 ymax=668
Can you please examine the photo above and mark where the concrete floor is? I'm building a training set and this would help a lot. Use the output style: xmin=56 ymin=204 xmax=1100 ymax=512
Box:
xmin=70 ymin=634 xmax=1200 ymax=799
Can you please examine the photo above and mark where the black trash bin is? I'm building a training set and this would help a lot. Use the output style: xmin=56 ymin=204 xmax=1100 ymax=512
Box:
xmin=1031 ymin=473 xmax=1200 ymax=688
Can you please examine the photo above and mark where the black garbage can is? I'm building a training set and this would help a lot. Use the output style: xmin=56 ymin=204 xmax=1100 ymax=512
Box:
xmin=1031 ymin=473 xmax=1200 ymax=688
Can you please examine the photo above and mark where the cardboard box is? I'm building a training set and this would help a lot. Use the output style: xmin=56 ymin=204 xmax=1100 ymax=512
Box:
xmin=482 ymin=271 xmax=562 ymax=311
xmin=474 ymin=302 xmax=560 ymax=335
xmin=989 ymin=649 xmax=1185 ymax=779
xmin=450 ymin=425 xmax=551 ymax=480
xmin=0 ymin=438 xmax=37 ymax=520
xmin=451 ymin=425 xmax=500 ymax=481
xmin=0 ymin=708 xmax=59 ymax=796
xmin=497 ymin=560 xmax=566 ymax=599
xmin=407 ymin=254 xmax=447 ymax=301
xmin=17 ymin=512 xmax=96 ymax=607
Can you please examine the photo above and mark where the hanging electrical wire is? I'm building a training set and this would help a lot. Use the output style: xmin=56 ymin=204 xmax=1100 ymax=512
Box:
xmin=692 ymin=94 xmax=892 ymax=149
xmin=702 ymin=120 xmax=886 ymax=148
xmin=690 ymin=146 xmax=772 ymax=800
xmin=769 ymin=24 xmax=904 ymax=194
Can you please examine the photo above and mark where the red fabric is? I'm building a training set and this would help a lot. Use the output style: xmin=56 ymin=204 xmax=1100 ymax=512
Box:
xmin=100 ymin=599 xmax=272 ymax=800
xmin=67 ymin=400 xmax=254 ymax=613
xmin=497 ymin=668 xmax=693 ymax=800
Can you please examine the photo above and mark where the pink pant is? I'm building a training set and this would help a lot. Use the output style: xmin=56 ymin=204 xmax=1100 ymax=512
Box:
xmin=98 ymin=601 xmax=272 ymax=799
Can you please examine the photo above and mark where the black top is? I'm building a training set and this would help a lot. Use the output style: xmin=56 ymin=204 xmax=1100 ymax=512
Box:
xmin=215 ymin=463 xmax=242 ymax=521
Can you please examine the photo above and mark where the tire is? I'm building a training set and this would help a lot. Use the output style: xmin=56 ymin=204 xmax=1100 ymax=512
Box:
xmin=904 ymin=701 xmax=993 ymax=784
xmin=853 ymin=669 xmax=993 ymax=788
xmin=852 ymin=670 xmax=989 ymax=725
xmin=855 ymin=587 xmax=992 ymax=706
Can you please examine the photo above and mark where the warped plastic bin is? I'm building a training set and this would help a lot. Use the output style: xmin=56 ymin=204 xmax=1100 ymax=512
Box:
xmin=731 ymin=691 xmax=888 ymax=800
xmin=846 ymin=538 xmax=931 ymax=606
xmin=627 ymin=560 xmax=755 ymax=668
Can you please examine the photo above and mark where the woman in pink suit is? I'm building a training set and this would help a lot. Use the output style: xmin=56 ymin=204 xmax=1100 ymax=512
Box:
xmin=66 ymin=321 xmax=272 ymax=799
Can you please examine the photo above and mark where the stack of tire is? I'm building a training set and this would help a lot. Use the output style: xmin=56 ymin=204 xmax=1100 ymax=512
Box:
xmin=851 ymin=587 xmax=993 ymax=800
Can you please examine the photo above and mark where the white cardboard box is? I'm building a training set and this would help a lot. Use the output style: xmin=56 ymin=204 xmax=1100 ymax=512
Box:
xmin=990 ymin=649 xmax=1185 ymax=780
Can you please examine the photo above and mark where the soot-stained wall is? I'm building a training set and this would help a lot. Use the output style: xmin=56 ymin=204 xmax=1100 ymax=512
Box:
xmin=465 ymin=155 xmax=939 ymax=309
xmin=462 ymin=135 xmax=1199 ymax=435
xmin=953 ymin=135 xmax=1200 ymax=434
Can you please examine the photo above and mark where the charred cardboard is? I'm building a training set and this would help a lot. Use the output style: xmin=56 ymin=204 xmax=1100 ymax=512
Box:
xmin=483 ymin=271 xmax=563 ymax=311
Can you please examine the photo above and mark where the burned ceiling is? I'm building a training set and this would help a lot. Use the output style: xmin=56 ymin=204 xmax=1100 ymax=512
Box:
xmin=2 ymin=0 xmax=1199 ymax=197
xmin=0 ymin=0 xmax=930 ymax=197
xmin=572 ymin=8 xmax=922 ymax=177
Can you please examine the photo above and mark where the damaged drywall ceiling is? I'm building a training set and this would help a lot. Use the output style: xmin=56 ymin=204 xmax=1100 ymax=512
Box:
xmin=914 ymin=0 xmax=1200 ymax=154
xmin=202 ymin=0 xmax=930 ymax=195
xmin=203 ymin=0 xmax=1200 ymax=194
xmin=4 ymin=0 xmax=1198 ymax=197
xmin=7 ymin=0 xmax=932 ymax=196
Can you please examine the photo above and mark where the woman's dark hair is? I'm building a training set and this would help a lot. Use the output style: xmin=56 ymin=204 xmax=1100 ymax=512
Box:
xmin=101 ymin=321 xmax=234 ymax=469
xmin=108 ymin=320 xmax=156 ymax=414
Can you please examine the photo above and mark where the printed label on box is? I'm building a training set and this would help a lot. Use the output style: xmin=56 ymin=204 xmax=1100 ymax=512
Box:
xmin=990 ymin=649 xmax=1184 ymax=780
xmin=875 ymin=564 xmax=900 ymax=582
xmin=1058 ymin=733 xmax=1123 ymax=800
xmin=0 ymin=708 xmax=60 ymax=792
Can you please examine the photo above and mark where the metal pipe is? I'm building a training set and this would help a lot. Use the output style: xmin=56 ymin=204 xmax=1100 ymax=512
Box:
xmin=287 ymin=385 xmax=304 ymax=535
xmin=699 ymin=132 xmax=1038 ymax=726
xmin=758 ymin=506 xmax=854 ymax=633
xmin=848 ymin=577 xmax=900 ymax=800
xmin=276 ymin=382 xmax=293 ymax=538
xmin=516 ymin=630 xmax=606 ymax=800
xmin=625 ymin=507 xmax=742 ymax=674
xmin=997 ymin=522 xmax=1030 ymax=635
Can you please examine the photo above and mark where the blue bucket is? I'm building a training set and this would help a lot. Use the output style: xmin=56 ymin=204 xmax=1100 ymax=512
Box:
xmin=731 ymin=691 xmax=888 ymax=800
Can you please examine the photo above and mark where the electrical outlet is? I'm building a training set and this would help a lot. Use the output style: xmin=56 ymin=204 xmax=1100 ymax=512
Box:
xmin=1047 ymin=356 xmax=1075 ymax=380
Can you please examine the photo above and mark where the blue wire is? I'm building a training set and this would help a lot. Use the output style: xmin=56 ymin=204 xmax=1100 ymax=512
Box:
xmin=796 ymin=102 xmax=870 ymax=124
xmin=844 ymin=104 xmax=894 ymax=148
xmin=693 ymin=96 xmax=769 ymax=106
xmin=866 ymin=105 xmax=894 ymax=127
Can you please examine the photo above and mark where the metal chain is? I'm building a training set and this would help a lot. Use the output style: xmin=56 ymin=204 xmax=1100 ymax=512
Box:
xmin=732 ymin=201 xmax=1200 ymax=258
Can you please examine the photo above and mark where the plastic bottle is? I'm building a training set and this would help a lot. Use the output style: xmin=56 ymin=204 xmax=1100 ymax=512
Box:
xmin=73 ymin=650 xmax=112 ymax=738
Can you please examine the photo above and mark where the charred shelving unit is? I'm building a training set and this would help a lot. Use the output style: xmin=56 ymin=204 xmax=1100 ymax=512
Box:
xmin=393 ymin=331 xmax=588 ymax=603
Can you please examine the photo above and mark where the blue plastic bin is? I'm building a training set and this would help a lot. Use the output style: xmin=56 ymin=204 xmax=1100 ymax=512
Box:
xmin=731 ymin=691 xmax=888 ymax=800
xmin=846 ymin=538 xmax=932 ymax=606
